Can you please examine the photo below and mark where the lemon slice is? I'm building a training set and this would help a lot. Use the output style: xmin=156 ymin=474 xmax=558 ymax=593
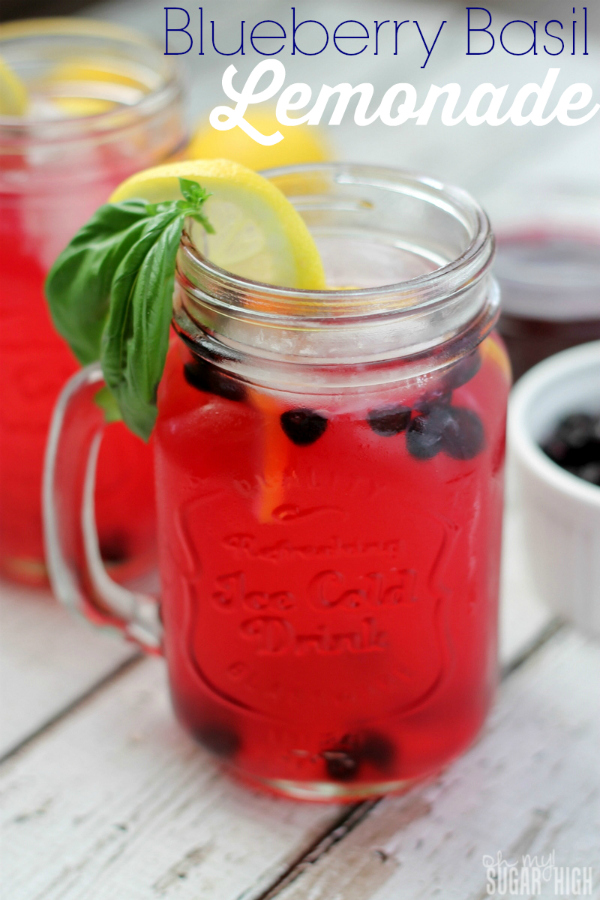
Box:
xmin=247 ymin=388 xmax=290 ymax=523
xmin=38 ymin=59 xmax=150 ymax=118
xmin=186 ymin=109 xmax=331 ymax=172
xmin=46 ymin=60 xmax=151 ymax=91
xmin=482 ymin=334 xmax=512 ymax=384
xmin=51 ymin=97 xmax=116 ymax=117
xmin=0 ymin=55 xmax=28 ymax=116
xmin=110 ymin=159 xmax=326 ymax=290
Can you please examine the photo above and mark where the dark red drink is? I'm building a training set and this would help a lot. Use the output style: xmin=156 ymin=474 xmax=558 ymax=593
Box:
xmin=0 ymin=158 xmax=159 ymax=583
xmin=0 ymin=20 xmax=184 ymax=583
xmin=44 ymin=165 xmax=508 ymax=801
xmin=496 ymin=231 xmax=600 ymax=381
xmin=153 ymin=335 xmax=509 ymax=798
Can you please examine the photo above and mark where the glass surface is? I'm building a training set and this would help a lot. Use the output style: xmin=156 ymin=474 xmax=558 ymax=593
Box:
xmin=491 ymin=179 xmax=600 ymax=381
xmin=0 ymin=19 xmax=185 ymax=584
xmin=44 ymin=165 xmax=509 ymax=800
xmin=496 ymin=231 xmax=600 ymax=381
xmin=155 ymin=335 xmax=508 ymax=799
xmin=159 ymin=165 xmax=509 ymax=798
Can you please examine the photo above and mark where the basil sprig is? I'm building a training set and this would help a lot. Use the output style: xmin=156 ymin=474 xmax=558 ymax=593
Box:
xmin=45 ymin=178 xmax=214 ymax=440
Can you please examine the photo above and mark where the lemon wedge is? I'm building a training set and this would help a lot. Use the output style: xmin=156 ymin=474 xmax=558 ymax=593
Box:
xmin=482 ymin=335 xmax=512 ymax=384
xmin=39 ymin=58 xmax=149 ymax=118
xmin=45 ymin=60 xmax=150 ymax=91
xmin=110 ymin=159 xmax=326 ymax=290
xmin=0 ymin=55 xmax=28 ymax=116
xmin=186 ymin=109 xmax=331 ymax=172
xmin=51 ymin=97 xmax=116 ymax=116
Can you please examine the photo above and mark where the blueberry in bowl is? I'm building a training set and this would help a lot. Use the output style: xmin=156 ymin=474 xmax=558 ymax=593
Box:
xmin=542 ymin=412 xmax=600 ymax=487
xmin=508 ymin=341 xmax=600 ymax=639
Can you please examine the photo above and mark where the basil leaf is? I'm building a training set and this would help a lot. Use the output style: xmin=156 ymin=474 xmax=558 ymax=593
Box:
xmin=179 ymin=177 xmax=211 ymax=207
xmin=44 ymin=177 xmax=213 ymax=441
xmin=101 ymin=212 xmax=184 ymax=440
xmin=94 ymin=385 xmax=122 ymax=423
xmin=178 ymin=179 xmax=214 ymax=234
xmin=46 ymin=200 xmax=150 ymax=364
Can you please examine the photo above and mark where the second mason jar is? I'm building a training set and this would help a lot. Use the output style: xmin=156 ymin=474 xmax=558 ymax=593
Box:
xmin=0 ymin=18 xmax=186 ymax=584
xmin=46 ymin=165 xmax=510 ymax=801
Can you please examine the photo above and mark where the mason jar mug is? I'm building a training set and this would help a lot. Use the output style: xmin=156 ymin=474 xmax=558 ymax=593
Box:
xmin=44 ymin=165 xmax=510 ymax=801
xmin=0 ymin=18 xmax=185 ymax=584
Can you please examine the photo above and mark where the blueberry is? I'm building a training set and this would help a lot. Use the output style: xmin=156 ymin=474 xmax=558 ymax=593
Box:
xmin=368 ymin=405 xmax=411 ymax=437
xmin=183 ymin=359 xmax=210 ymax=392
xmin=281 ymin=408 xmax=328 ymax=446
xmin=442 ymin=349 xmax=482 ymax=391
xmin=360 ymin=731 xmax=395 ymax=771
xmin=578 ymin=462 xmax=600 ymax=486
xmin=323 ymin=748 xmax=360 ymax=781
xmin=407 ymin=405 xmax=485 ymax=461
xmin=543 ymin=413 xmax=600 ymax=469
xmin=416 ymin=352 xmax=480 ymax=413
xmin=406 ymin=406 xmax=449 ymax=460
xmin=184 ymin=359 xmax=246 ymax=402
xmin=419 ymin=386 xmax=453 ymax=412
xmin=441 ymin=407 xmax=485 ymax=460
xmin=194 ymin=723 xmax=241 ymax=758
xmin=555 ymin=413 xmax=596 ymax=448
xmin=99 ymin=533 xmax=129 ymax=566
xmin=543 ymin=438 xmax=570 ymax=465
xmin=323 ymin=732 xmax=395 ymax=780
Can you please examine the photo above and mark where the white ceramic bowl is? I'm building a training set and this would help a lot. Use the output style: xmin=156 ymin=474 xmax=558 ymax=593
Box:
xmin=508 ymin=341 xmax=600 ymax=639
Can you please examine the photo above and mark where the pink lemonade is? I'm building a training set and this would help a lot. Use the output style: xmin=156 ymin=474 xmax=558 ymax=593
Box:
xmin=0 ymin=21 xmax=184 ymax=583
xmin=0 ymin=182 xmax=156 ymax=581
xmin=154 ymin=333 xmax=509 ymax=797
xmin=45 ymin=165 xmax=509 ymax=801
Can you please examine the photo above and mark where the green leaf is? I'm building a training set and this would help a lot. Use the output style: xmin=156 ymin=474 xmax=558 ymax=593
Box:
xmin=44 ymin=177 xmax=214 ymax=439
xmin=178 ymin=179 xmax=215 ymax=234
xmin=45 ymin=201 xmax=150 ymax=364
xmin=179 ymin=177 xmax=211 ymax=206
xmin=101 ymin=212 xmax=184 ymax=440
xmin=188 ymin=209 xmax=215 ymax=235
xmin=94 ymin=386 xmax=122 ymax=423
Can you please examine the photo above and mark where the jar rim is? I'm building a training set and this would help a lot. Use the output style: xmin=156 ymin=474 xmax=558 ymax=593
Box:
xmin=178 ymin=163 xmax=495 ymax=324
xmin=0 ymin=17 xmax=181 ymax=142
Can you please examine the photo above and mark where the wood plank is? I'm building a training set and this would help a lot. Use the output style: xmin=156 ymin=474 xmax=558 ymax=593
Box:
xmin=0 ymin=503 xmax=555 ymax=900
xmin=0 ymin=657 xmax=343 ymax=900
xmin=265 ymin=629 xmax=600 ymax=900
xmin=0 ymin=580 xmax=137 ymax=759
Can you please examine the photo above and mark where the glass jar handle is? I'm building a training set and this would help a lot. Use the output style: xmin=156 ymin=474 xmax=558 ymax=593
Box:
xmin=43 ymin=362 xmax=163 ymax=655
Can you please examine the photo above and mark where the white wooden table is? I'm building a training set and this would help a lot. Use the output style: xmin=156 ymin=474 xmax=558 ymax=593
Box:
xmin=1 ymin=1 xmax=599 ymax=896
xmin=1 ymin=506 xmax=598 ymax=899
